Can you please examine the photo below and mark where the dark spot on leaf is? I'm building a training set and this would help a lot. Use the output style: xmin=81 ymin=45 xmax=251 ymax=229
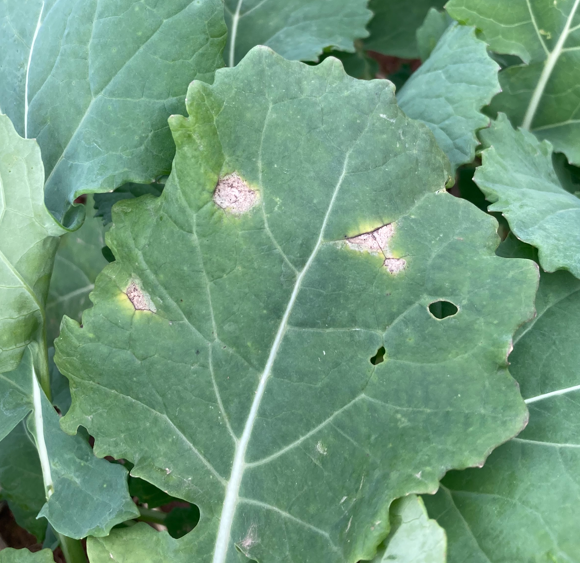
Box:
xmin=370 ymin=346 xmax=385 ymax=365
xmin=428 ymin=300 xmax=459 ymax=319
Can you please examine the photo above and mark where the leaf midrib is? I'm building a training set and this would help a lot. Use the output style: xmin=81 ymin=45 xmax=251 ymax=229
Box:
xmin=211 ymin=125 xmax=353 ymax=563
xmin=522 ymin=0 xmax=580 ymax=130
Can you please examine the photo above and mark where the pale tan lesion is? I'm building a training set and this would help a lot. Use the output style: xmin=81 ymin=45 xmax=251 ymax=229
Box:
xmin=125 ymin=281 xmax=156 ymax=312
xmin=213 ymin=173 xmax=258 ymax=214
xmin=346 ymin=224 xmax=406 ymax=274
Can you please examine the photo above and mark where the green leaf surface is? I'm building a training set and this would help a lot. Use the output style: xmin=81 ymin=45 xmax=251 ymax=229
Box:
xmin=476 ymin=114 xmax=580 ymax=278
xmin=0 ymin=0 xmax=226 ymax=227
xmin=398 ymin=23 xmax=500 ymax=172
xmin=365 ymin=0 xmax=446 ymax=58
xmin=55 ymin=48 xmax=538 ymax=563
xmin=0 ymin=549 xmax=53 ymax=563
xmin=46 ymin=196 xmax=108 ymax=344
xmin=94 ymin=183 xmax=165 ymax=227
xmin=0 ymin=351 xmax=138 ymax=539
xmin=224 ymin=0 xmax=372 ymax=67
xmin=0 ymin=114 xmax=65 ymax=375
xmin=447 ymin=0 xmax=580 ymax=165
xmin=0 ymin=422 xmax=46 ymax=541
xmin=425 ymin=266 xmax=580 ymax=563
xmin=416 ymin=9 xmax=453 ymax=62
xmin=369 ymin=495 xmax=446 ymax=563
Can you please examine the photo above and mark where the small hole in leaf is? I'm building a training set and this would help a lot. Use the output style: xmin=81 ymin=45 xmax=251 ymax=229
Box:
xmin=428 ymin=300 xmax=459 ymax=319
xmin=370 ymin=346 xmax=385 ymax=365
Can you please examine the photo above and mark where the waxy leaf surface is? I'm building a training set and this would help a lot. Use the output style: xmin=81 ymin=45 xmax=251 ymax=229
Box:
xmin=398 ymin=23 xmax=500 ymax=172
xmin=476 ymin=114 xmax=580 ymax=278
xmin=46 ymin=196 xmax=108 ymax=344
xmin=425 ymin=264 xmax=580 ymax=562
xmin=0 ymin=114 xmax=64 ymax=374
xmin=56 ymin=48 xmax=537 ymax=563
xmin=224 ymin=0 xmax=371 ymax=67
xmin=0 ymin=351 xmax=138 ymax=539
xmin=0 ymin=422 xmax=46 ymax=541
xmin=0 ymin=550 xmax=53 ymax=563
xmin=94 ymin=183 xmax=165 ymax=226
xmin=0 ymin=0 xmax=226 ymax=226
xmin=365 ymin=0 xmax=446 ymax=58
xmin=447 ymin=0 xmax=580 ymax=165
xmin=369 ymin=495 xmax=446 ymax=563
xmin=416 ymin=9 xmax=453 ymax=62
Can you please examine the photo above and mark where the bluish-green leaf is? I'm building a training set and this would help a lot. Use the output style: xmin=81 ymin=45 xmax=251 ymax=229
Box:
xmin=224 ymin=0 xmax=372 ymax=67
xmin=0 ymin=350 xmax=138 ymax=539
xmin=447 ymin=0 xmax=580 ymax=165
xmin=416 ymin=9 xmax=453 ymax=62
xmin=0 ymin=114 xmax=65 ymax=375
xmin=56 ymin=47 xmax=537 ymax=563
xmin=425 ymin=264 xmax=580 ymax=563
xmin=476 ymin=114 xmax=580 ymax=278
xmin=365 ymin=0 xmax=446 ymax=58
xmin=369 ymin=495 xmax=446 ymax=563
xmin=0 ymin=0 xmax=227 ymax=227
xmin=46 ymin=196 xmax=108 ymax=344
xmin=0 ymin=422 xmax=46 ymax=541
xmin=0 ymin=549 xmax=53 ymax=563
xmin=398 ymin=23 xmax=500 ymax=172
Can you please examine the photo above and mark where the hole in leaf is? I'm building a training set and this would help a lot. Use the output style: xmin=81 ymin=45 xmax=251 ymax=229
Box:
xmin=428 ymin=300 xmax=459 ymax=319
xmin=370 ymin=346 xmax=385 ymax=365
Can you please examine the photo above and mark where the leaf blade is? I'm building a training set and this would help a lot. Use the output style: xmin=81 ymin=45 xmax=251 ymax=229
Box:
xmin=56 ymin=48 xmax=538 ymax=563
xmin=0 ymin=0 xmax=227 ymax=226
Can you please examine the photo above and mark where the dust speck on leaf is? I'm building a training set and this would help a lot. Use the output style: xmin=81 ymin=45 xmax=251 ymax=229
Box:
xmin=126 ymin=282 xmax=156 ymax=312
xmin=346 ymin=224 xmax=406 ymax=274
xmin=213 ymin=173 xmax=258 ymax=214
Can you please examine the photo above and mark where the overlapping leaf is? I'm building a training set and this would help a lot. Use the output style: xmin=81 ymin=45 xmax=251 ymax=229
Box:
xmin=416 ymin=9 xmax=453 ymax=62
xmin=0 ymin=351 xmax=138 ymax=539
xmin=369 ymin=496 xmax=446 ymax=563
xmin=425 ymin=255 xmax=580 ymax=562
xmin=365 ymin=0 xmax=446 ymax=58
xmin=0 ymin=114 xmax=65 ymax=375
xmin=55 ymin=47 xmax=537 ymax=563
xmin=46 ymin=196 xmax=108 ymax=344
xmin=94 ymin=183 xmax=165 ymax=227
xmin=476 ymin=114 xmax=580 ymax=278
xmin=0 ymin=422 xmax=46 ymax=541
xmin=0 ymin=550 xmax=53 ymax=563
xmin=224 ymin=0 xmax=372 ymax=67
xmin=447 ymin=0 xmax=580 ymax=165
xmin=0 ymin=0 xmax=226 ymax=226
xmin=398 ymin=23 xmax=500 ymax=172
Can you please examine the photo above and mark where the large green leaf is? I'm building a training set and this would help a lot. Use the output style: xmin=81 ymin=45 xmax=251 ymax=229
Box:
xmin=0 ymin=113 xmax=65 ymax=375
xmin=368 ymin=495 xmax=446 ymax=563
xmin=364 ymin=0 xmax=446 ymax=59
xmin=475 ymin=114 xmax=580 ymax=278
xmin=0 ymin=422 xmax=46 ymax=541
xmin=425 ymin=263 xmax=580 ymax=563
xmin=55 ymin=48 xmax=537 ymax=563
xmin=398 ymin=23 xmax=500 ymax=172
xmin=0 ymin=350 xmax=138 ymax=539
xmin=447 ymin=0 xmax=580 ymax=165
xmin=223 ymin=0 xmax=372 ymax=67
xmin=46 ymin=196 xmax=108 ymax=344
xmin=0 ymin=0 xmax=226 ymax=227
xmin=0 ymin=550 xmax=53 ymax=563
